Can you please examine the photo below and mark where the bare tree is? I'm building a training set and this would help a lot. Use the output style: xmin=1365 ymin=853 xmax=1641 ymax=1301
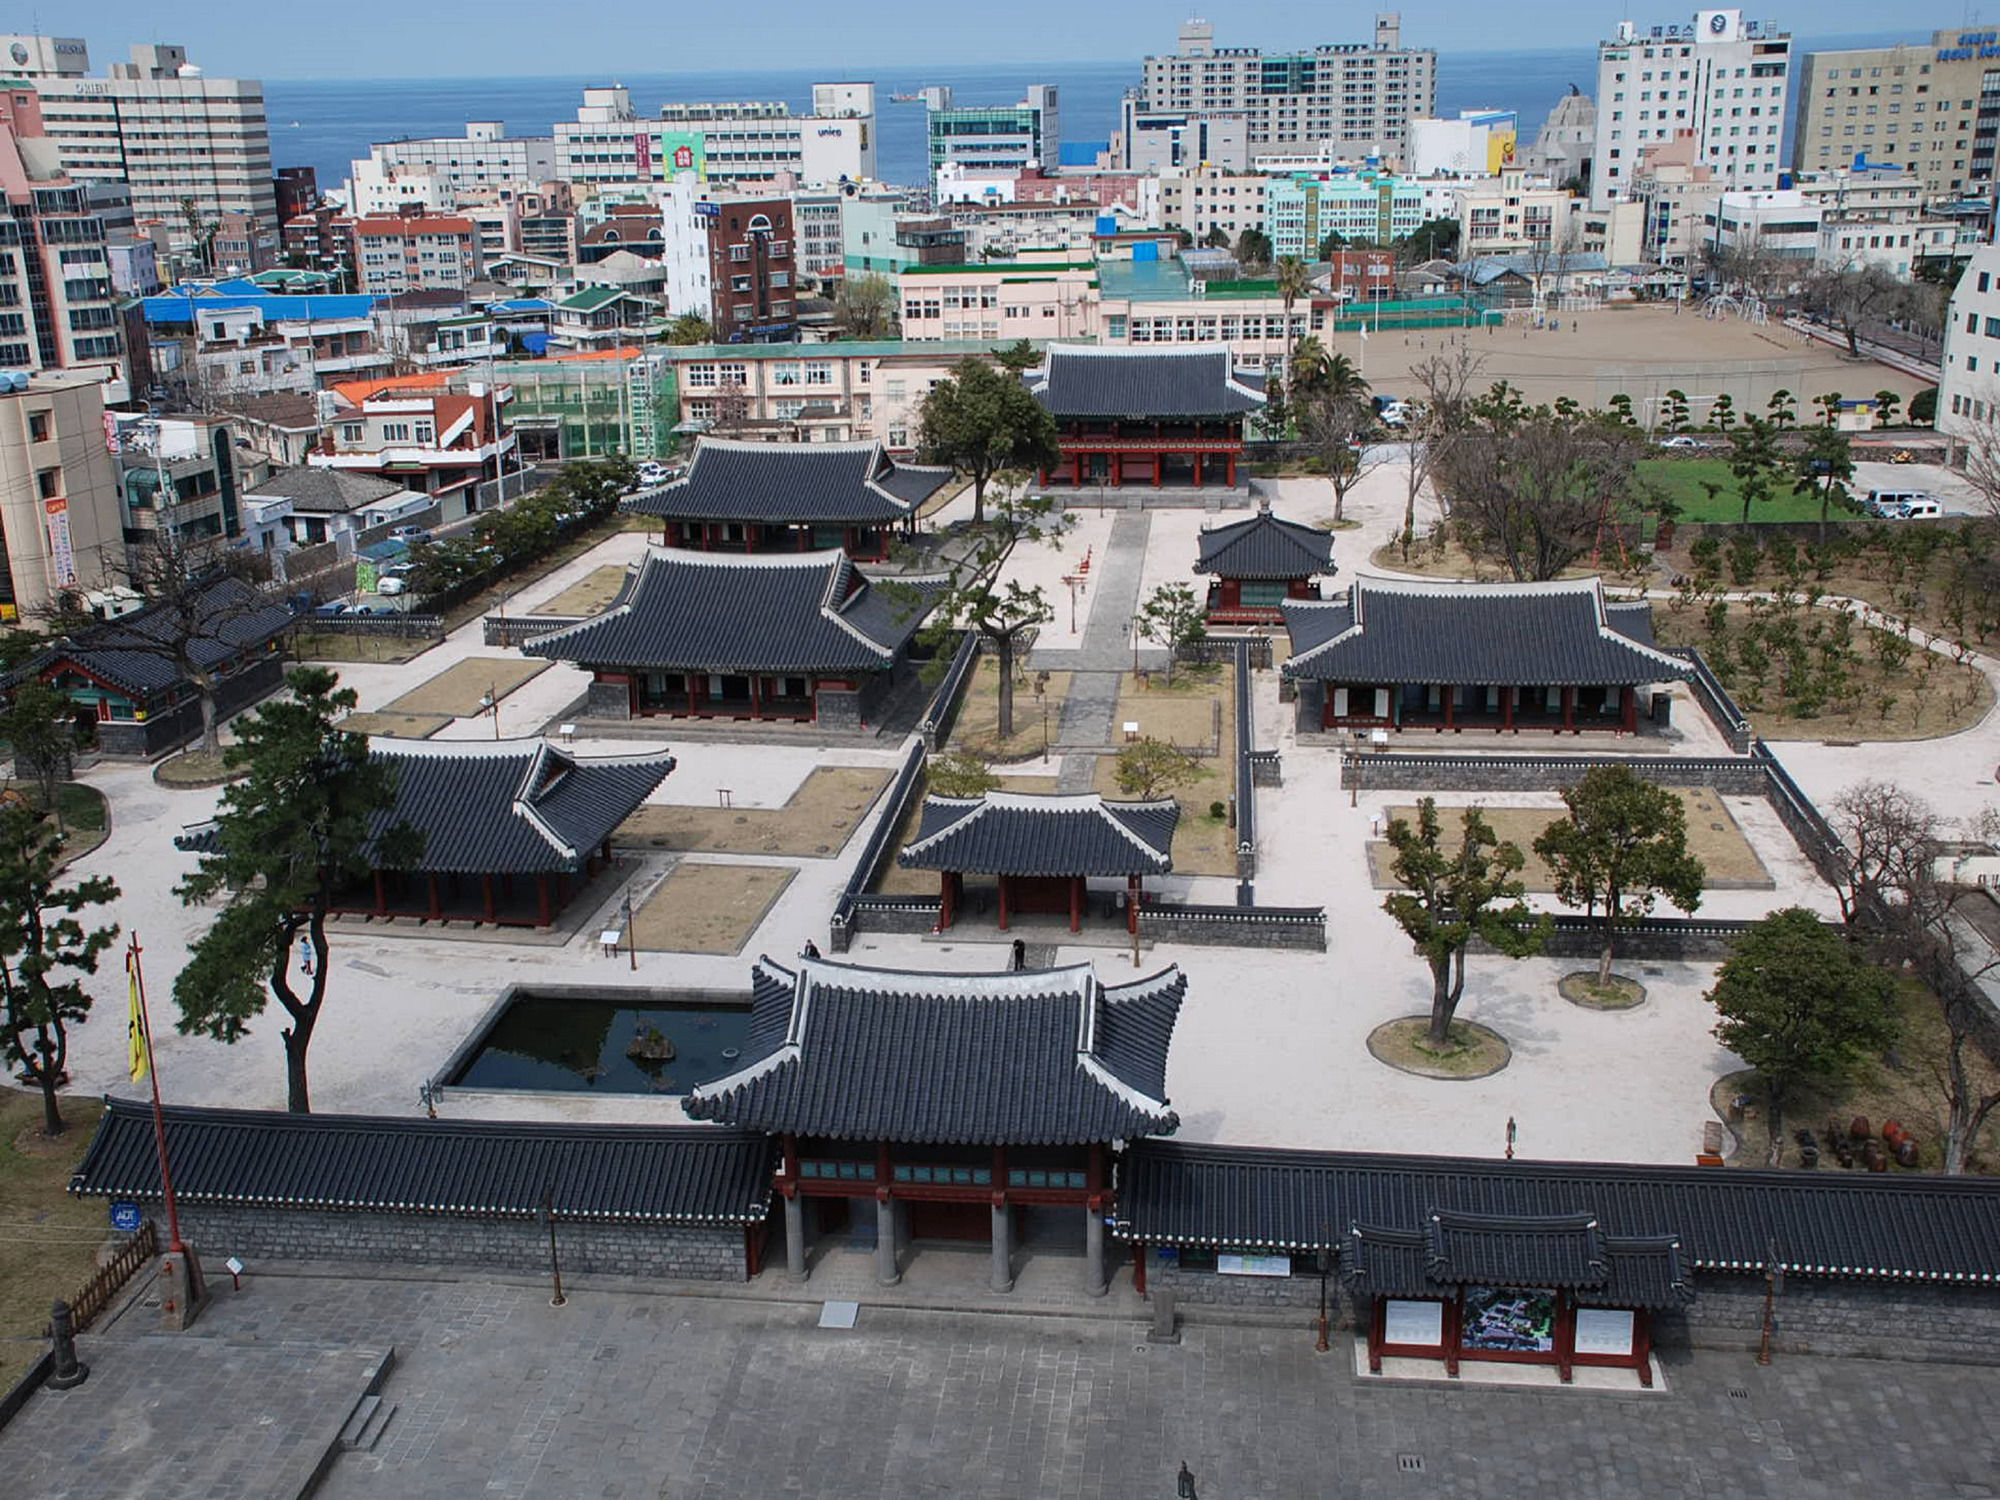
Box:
xmin=1402 ymin=350 xmax=1483 ymax=545
xmin=1801 ymin=265 xmax=1907 ymax=358
xmin=1828 ymin=780 xmax=1937 ymax=925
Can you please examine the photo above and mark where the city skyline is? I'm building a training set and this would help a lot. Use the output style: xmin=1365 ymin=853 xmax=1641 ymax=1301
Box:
xmin=33 ymin=2 xmax=1931 ymax=78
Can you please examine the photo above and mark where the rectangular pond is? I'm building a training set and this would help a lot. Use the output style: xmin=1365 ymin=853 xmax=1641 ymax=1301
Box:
xmin=443 ymin=986 xmax=753 ymax=1097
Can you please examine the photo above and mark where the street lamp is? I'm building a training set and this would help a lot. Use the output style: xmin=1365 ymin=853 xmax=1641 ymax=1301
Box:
xmin=1315 ymin=1221 xmax=1332 ymax=1353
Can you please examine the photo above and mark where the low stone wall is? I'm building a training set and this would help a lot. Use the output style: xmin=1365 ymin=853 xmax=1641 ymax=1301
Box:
xmin=1145 ymin=1256 xmax=1328 ymax=1312
xmin=1344 ymin=751 xmax=1769 ymax=796
xmin=1480 ymin=917 xmax=1762 ymax=963
xmin=1139 ymin=904 xmax=1327 ymax=952
xmin=150 ymin=1204 xmax=750 ymax=1282
xmin=1665 ymin=646 xmax=1754 ymax=755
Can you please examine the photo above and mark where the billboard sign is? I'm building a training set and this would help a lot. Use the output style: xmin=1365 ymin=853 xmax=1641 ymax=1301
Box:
xmin=658 ymin=131 xmax=705 ymax=181
xmin=44 ymin=496 xmax=75 ymax=588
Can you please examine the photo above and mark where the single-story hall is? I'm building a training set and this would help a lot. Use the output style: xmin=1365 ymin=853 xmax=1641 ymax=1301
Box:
xmin=1282 ymin=576 xmax=1692 ymax=734
xmin=1191 ymin=508 xmax=1337 ymax=625
xmin=1027 ymin=345 xmax=1264 ymax=491
xmin=623 ymin=439 xmax=950 ymax=561
xmin=523 ymin=549 xmax=944 ymax=730
xmin=177 ymin=738 xmax=675 ymax=928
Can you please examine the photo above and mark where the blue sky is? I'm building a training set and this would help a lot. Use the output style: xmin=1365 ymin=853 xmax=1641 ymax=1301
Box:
xmin=36 ymin=2 xmax=1941 ymax=77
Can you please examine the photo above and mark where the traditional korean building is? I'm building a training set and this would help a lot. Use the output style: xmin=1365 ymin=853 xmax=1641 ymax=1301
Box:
xmin=522 ymin=549 xmax=943 ymax=730
xmin=176 ymin=739 xmax=674 ymax=928
xmin=1025 ymin=345 xmax=1264 ymax=490
xmin=12 ymin=576 xmax=296 ymax=758
xmin=623 ymin=439 xmax=950 ymax=562
xmin=896 ymin=791 xmax=1178 ymax=933
xmin=1281 ymin=577 xmax=1691 ymax=734
xmin=1191 ymin=508 xmax=1337 ymax=625
xmin=683 ymin=955 xmax=1187 ymax=1293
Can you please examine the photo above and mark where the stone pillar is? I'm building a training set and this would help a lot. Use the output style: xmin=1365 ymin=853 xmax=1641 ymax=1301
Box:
xmin=784 ymin=1191 xmax=808 ymax=1282
xmin=1085 ymin=1205 xmax=1107 ymax=1296
xmin=990 ymin=1202 xmax=1014 ymax=1293
xmin=875 ymin=1195 xmax=899 ymax=1286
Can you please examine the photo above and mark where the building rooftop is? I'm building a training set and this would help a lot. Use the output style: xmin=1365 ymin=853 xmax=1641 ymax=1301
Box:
xmin=1027 ymin=344 xmax=1266 ymax=419
xmin=624 ymin=439 xmax=948 ymax=525
xmin=246 ymin=468 xmax=412 ymax=515
xmin=899 ymin=792 xmax=1178 ymax=877
xmin=1193 ymin=509 xmax=1338 ymax=580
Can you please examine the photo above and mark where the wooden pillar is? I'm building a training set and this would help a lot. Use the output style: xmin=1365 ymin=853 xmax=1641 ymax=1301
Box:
xmin=1069 ymin=874 xmax=1082 ymax=934
xmin=1192 ymin=453 xmax=1204 ymax=486
xmin=480 ymin=874 xmax=496 ymax=924
xmin=536 ymin=874 xmax=552 ymax=927
xmin=1038 ymin=465 xmax=1049 ymax=487
xmin=1557 ymin=1293 xmax=1576 ymax=1384
xmin=1369 ymin=1297 xmax=1387 ymax=1373
xmin=1443 ymin=685 xmax=1455 ymax=731
xmin=1622 ymin=685 xmax=1638 ymax=733
xmin=938 ymin=870 xmax=955 ymax=930
xmin=426 ymin=874 xmax=441 ymax=921
xmin=1072 ymin=452 xmax=1084 ymax=486
xmin=1501 ymin=685 xmax=1514 ymax=731
xmin=1226 ymin=453 xmax=1236 ymax=487
xmin=373 ymin=870 xmax=387 ymax=917
xmin=1634 ymin=1309 xmax=1654 ymax=1388
xmin=750 ymin=675 xmax=763 ymax=719
xmin=1444 ymin=1294 xmax=1463 ymax=1378
xmin=1561 ymin=685 xmax=1576 ymax=733
xmin=1110 ymin=452 xmax=1122 ymax=488
xmin=1127 ymin=874 xmax=1141 ymax=935
xmin=997 ymin=874 xmax=1010 ymax=931
xmin=1133 ymin=1240 xmax=1149 ymax=1296
xmin=1153 ymin=453 xmax=1163 ymax=486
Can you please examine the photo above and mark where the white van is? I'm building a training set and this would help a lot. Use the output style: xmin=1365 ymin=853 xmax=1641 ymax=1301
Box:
xmin=1897 ymin=497 xmax=1942 ymax=519
xmin=1865 ymin=488 xmax=1934 ymax=518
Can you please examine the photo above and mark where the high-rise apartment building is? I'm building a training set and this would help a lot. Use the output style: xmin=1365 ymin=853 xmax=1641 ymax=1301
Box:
xmin=926 ymin=86 xmax=1061 ymax=180
xmin=358 ymin=122 xmax=556 ymax=198
xmin=1591 ymin=10 xmax=1792 ymax=207
xmin=701 ymin=195 xmax=796 ymax=343
xmin=351 ymin=212 xmax=480 ymax=295
xmin=1134 ymin=15 xmax=1435 ymax=163
xmin=4 ymin=40 xmax=277 ymax=230
xmin=1795 ymin=31 xmax=2000 ymax=200
xmin=554 ymin=85 xmax=875 ymax=189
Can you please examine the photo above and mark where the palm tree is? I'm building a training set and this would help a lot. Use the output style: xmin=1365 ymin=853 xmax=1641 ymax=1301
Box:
xmin=1274 ymin=255 xmax=1313 ymax=377
xmin=1319 ymin=351 xmax=1370 ymax=404
xmin=1287 ymin=335 xmax=1332 ymax=395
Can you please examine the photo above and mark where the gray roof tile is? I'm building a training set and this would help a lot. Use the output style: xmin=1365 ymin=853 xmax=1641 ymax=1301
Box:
xmin=1344 ymin=1216 xmax=1692 ymax=1308
xmin=73 ymin=1098 xmax=771 ymax=1224
xmin=1281 ymin=578 xmax=1693 ymax=687
xmin=35 ymin=577 xmax=295 ymax=701
xmin=624 ymin=439 xmax=948 ymax=524
xmin=1193 ymin=510 xmax=1337 ymax=580
xmin=247 ymin=467 xmax=414 ymax=515
xmin=1027 ymin=346 xmax=1266 ymax=418
xmin=899 ymin=792 xmax=1177 ymax=876
xmin=682 ymin=956 xmax=1186 ymax=1145
xmin=522 ymin=549 xmax=942 ymax=675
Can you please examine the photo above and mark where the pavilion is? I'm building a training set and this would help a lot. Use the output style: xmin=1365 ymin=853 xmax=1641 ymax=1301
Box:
xmin=523 ymin=549 xmax=944 ymax=730
xmin=1191 ymin=508 xmax=1338 ymax=625
xmin=622 ymin=439 xmax=950 ymax=560
xmin=682 ymin=954 xmax=1187 ymax=1293
xmin=1025 ymin=345 xmax=1264 ymax=490
xmin=176 ymin=739 xmax=674 ymax=928
xmin=896 ymin=791 xmax=1178 ymax=933
xmin=1281 ymin=576 xmax=1692 ymax=734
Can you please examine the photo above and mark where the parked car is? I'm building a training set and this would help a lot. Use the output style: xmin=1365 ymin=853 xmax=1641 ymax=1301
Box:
xmin=1865 ymin=488 xmax=1935 ymax=518
xmin=1896 ymin=498 xmax=1943 ymax=519
xmin=388 ymin=524 xmax=430 ymax=544
xmin=312 ymin=600 xmax=350 ymax=617
xmin=1377 ymin=402 xmax=1411 ymax=429
xmin=636 ymin=461 xmax=672 ymax=487
xmin=377 ymin=562 xmax=418 ymax=596
xmin=1656 ymin=435 xmax=1706 ymax=450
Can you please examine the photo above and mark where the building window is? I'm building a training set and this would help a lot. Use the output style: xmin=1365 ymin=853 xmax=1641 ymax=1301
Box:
xmin=340 ymin=423 xmax=364 ymax=443
xmin=381 ymin=422 xmax=412 ymax=442
xmin=35 ymin=467 xmax=59 ymax=499
xmin=27 ymin=410 xmax=49 ymax=443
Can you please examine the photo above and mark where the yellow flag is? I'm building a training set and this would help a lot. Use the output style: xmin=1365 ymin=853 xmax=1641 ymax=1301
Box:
xmin=127 ymin=955 xmax=148 ymax=1084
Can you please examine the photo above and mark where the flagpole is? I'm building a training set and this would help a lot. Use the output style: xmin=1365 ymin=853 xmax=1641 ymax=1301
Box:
xmin=129 ymin=933 xmax=185 ymax=1255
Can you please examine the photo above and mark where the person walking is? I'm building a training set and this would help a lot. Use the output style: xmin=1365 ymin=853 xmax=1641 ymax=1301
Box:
xmin=298 ymin=935 xmax=314 ymax=977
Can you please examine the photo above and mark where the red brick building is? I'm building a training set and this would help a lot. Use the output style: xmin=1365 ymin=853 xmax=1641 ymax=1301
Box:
xmin=703 ymin=196 xmax=795 ymax=343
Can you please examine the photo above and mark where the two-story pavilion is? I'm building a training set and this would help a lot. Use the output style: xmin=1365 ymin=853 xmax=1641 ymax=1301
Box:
xmin=623 ymin=439 xmax=949 ymax=561
xmin=1026 ymin=345 xmax=1264 ymax=490
xmin=683 ymin=954 xmax=1187 ymax=1294
xmin=1281 ymin=577 xmax=1692 ymax=734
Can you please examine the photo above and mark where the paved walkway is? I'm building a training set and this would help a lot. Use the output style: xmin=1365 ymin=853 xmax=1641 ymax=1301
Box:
xmin=6 ymin=1269 xmax=1994 ymax=1500
xmin=1040 ymin=511 xmax=1153 ymax=794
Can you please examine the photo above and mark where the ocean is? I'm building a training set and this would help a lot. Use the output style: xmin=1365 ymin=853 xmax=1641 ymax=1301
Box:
xmin=263 ymin=33 xmax=1914 ymax=193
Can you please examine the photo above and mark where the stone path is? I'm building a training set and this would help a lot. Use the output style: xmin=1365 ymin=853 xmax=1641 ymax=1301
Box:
xmin=1038 ymin=512 xmax=1152 ymax=793
xmin=9 ymin=1270 xmax=1995 ymax=1500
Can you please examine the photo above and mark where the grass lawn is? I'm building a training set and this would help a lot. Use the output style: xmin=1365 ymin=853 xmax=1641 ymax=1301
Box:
xmin=381 ymin=657 xmax=550 ymax=719
xmin=1636 ymin=457 xmax=1855 ymax=526
xmin=529 ymin=565 xmax=630 ymax=618
xmin=339 ymin=711 xmax=450 ymax=740
xmin=1368 ymin=789 xmax=1771 ymax=892
xmin=614 ymin=766 xmax=891 ymax=858
xmin=1112 ymin=662 xmax=1230 ymax=757
xmin=1652 ymin=603 xmax=1994 ymax=741
xmin=2 ymin=782 xmax=112 ymax=863
xmin=0 ymin=1087 xmax=108 ymax=1385
xmin=289 ymin=630 xmax=437 ymax=666
xmin=946 ymin=660 xmax=1072 ymax=762
xmin=1716 ymin=979 xmax=2000 ymax=1172
xmin=630 ymin=862 xmax=793 ymax=954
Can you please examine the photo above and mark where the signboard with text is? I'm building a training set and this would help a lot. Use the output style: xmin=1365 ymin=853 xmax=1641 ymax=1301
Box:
xmin=44 ymin=496 xmax=75 ymax=588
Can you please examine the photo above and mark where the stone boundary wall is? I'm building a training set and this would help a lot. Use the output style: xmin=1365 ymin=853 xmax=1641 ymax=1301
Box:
xmin=1344 ymin=751 xmax=1768 ymax=796
xmin=1138 ymin=904 xmax=1327 ymax=952
xmin=1664 ymin=645 xmax=1754 ymax=755
xmin=920 ymin=632 xmax=979 ymax=752
xmin=148 ymin=1205 xmax=749 ymax=1282
xmin=1146 ymin=1259 xmax=2000 ymax=1361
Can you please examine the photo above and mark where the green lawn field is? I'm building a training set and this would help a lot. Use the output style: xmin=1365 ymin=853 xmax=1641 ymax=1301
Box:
xmin=1633 ymin=457 xmax=1862 ymax=525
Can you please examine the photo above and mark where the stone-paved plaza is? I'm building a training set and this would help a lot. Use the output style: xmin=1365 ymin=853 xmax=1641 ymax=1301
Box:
xmin=4 ymin=1269 xmax=1995 ymax=1500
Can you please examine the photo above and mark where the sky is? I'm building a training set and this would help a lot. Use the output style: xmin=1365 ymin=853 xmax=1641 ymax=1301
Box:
xmin=18 ymin=1 xmax=1964 ymax=78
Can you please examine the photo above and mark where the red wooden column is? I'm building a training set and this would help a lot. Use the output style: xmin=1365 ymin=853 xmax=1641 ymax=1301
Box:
xmin=1561 ymin=686 xmax=1576 ymax=732
xmin=1133 ymin=1242 xmax=1149 ymax=1296
xmin=1443 ymin=686 xmax=1456 ymax=732
xmin=1072 ymin=453 xmax=1084 ymax=486
xmin=536 ymin=874 xmax=552 ymax=927
xmin=1622 ymin=685 xmax=1638 ymax=733
xmin=1111 ymin=453 xmax=1121 ymax=488
xmin=1225 ymin=453 xmax=1236 ymax=486
xmin=749 ymin=676 xmax=764 ymax=720
xmin=938 ymin=871 xmax=956 ymax=930
xmin=373 ymin=870 xmax=387 ymax=917
xmin=1193 ymin=453 xmax=1204 ymax=486
xmin=1556 ymin=1293 xmax=1576 ymax=1384
xmin=1444 ymin=1295 xmax=1463 ymax=1378
xmin=1153 ymin=454 xmax=1163 ymax=486
xmin=426 ymin=875 xmax=442 ymax=921
xmin=1634 ymin=1310 xmax=1654 ymax=1387
xmin=1126 ymin=874 xmax=1141 ymax=934
xmin=1068 ymin=875 xmax=1083 ymax=934
xmin=480 ymin=875 xmax=496 ymax=924
xmin=1501 ymin=686 xmax=1515 ymax=731
xmin=997 ymin=874 xmax=1010 ymax=931
xmin=1368 ymin=1297 xmax=1388 ymax=1373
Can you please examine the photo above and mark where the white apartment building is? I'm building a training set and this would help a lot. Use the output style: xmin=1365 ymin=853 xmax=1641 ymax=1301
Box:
xmin=1703 ymin=188 xmax=1822 ymax=260
xmin=1455 ymin=171 xmax=1575 ymax=255
xmin=1157 ymin=168 xmax=1266 ymax=245
xmin=553 ymin=85 xmax=876 ymax=189
xmin=347 ymin=159 xmax=457 ymax=217
xmin=1939 ymin=245 xmax=2000 ymax=436
xmin=1816 ymin=216 xmax=1956 ymax=277
xmin=360 ymin=122 xmax=555 ymax=197
xmin=1410 ymin=111 xmax=1519 ymax=177
xmin=8 ymin=41 xmax=277 ymax=229
xmin=1137 ymin=15 xmax=1436 ymax=161
xmin=1115 ymin=98 xmax=1250 ymax=173
xmin=352 ymin=214 xmax=480 ymax=295
xmin=897 ymin=263 xmax=1099 ymax=343
xmin=1593 ymin=10 xmax=1792 ymax=207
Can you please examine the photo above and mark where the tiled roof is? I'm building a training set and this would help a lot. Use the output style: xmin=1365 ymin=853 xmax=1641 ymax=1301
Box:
xmin=31 ymin=577 xmax=295 ymax=701
xmin=1427 ymin=1210 xmax=1607 ymax=1288
xmin=1280 ymin=578 xmax=1693 ymax=687
xmin=246 ymin=468 xmax=413 ymax=515
xmin=1118 ymin=1141 xmax=2000 ymax=1284
xmin=898 ymin=792 xmax=1177 ymax=877
xmin=1344 ymin=1215 xmax=1693 ymax=1309
xmin=682 ymin=956 xmax=1186 ymax=1145
xmin=1026 ymin=345 xmax=1266 ymax=418
xmin=175 ymin=740 xmax=675 ymax=875
xmin=1193 ymin=510 xmax=1337 ymax=580
xmin=71 ymin=1098 xmax=772 ymax=1225
xmin=522 ymin=550 xmax=943 ymax=675
xmin=624 ymin=439 xmax=949 ymax=524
